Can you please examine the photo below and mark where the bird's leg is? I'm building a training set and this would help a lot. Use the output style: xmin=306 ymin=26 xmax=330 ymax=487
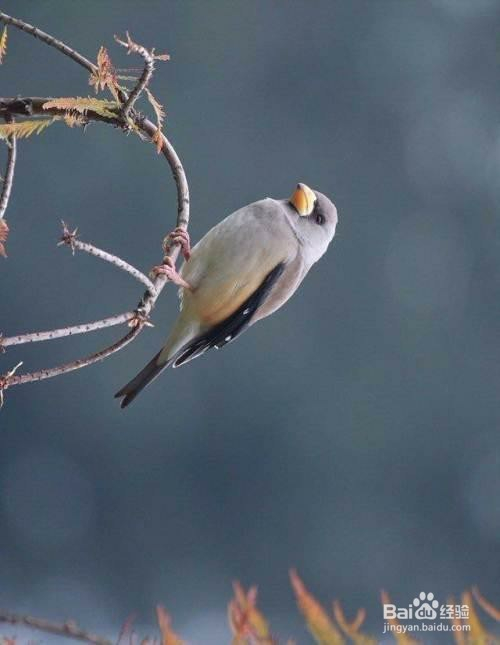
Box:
xmin=152 ymin=227 xmax=192 ymax=288
xmin=150 ymin=256 xmax=192 ymax=290
xmin=165 ymin=227 xmax=191 ymax=261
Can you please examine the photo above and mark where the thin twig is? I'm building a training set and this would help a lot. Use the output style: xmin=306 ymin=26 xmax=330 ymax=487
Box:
xmin=1 ymin=312 xmax=136 ymax=350
xmin=5 ymin=326 xmax=142 ymax=388
xmin=114 ymin=32 xmax=155 ymax=119
xmin=0 ymin=361 xmax=22 ymax=408
xmin=0 ymin=12 xmax=96 ymax=74
xmin=0 ymin=609 xmax=112 ymax=645
xmin=0 ymin=117 xmax=16 ymax=221
xmin=59 ymin=221 xmax=157 ymax=295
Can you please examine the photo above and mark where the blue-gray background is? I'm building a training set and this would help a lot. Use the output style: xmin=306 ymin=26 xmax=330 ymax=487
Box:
xmin=1 ymin=1 xmax=499 ymax=642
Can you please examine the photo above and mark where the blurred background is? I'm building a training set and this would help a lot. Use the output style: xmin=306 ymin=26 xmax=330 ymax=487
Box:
xmin=0 ymin=0 xmax=499 ymax=642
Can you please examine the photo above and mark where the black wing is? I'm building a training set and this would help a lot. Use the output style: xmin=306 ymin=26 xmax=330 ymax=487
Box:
xmin=173 ymin=262 xmax=285 ymax=367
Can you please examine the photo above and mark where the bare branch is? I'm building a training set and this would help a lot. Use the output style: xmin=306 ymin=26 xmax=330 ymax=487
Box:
xmin=0 ymin=609 xmax=112 ymax=645
xmin=3 ymin=326 xmax=142 ymax=389
xmin=1 ymin=312 xmax=136 ymax=350
xmin=0 ymin=114 xmax=17 ymax=257
xmin=0 ymin=121 xmax=16 ymax=221
xmin=114 ymin=32 xmax=155 ymax=118
xmin=0 ymin=12 xmax=96 ymax=74
xmin=59 ymin=221 xmax=157 ymax=294
xmin=0 ymin=362 xmax=22 ymax=408
xmin=144 ymin=118 xmax=190 ymax=231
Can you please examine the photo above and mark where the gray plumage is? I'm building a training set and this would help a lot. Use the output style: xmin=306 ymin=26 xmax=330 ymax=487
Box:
xmin=115 ymin=184 xmax=338 ymax=407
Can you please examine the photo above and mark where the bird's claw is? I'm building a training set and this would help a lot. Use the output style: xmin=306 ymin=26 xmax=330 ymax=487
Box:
xmin=163 ymin=227 xmax=191 ymax=261
xmin=128 ymin=310 xmax=154 ymax=329
xmin=150 ymin=256 xmax=192 ymax=290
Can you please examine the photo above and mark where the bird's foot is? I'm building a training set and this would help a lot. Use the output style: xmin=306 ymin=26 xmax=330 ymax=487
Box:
xmin=164 ymin=227 xmax=191 ymax=261
xmin=150 ymin=256 xmax=192 ymax=290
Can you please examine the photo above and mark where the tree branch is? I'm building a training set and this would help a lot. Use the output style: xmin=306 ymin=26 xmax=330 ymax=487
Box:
xmin=58 ymin=221 xmax=157 ymax=295
xmin=4 ymin=326 xmax=142 ymax=389
xmin=114 ymin=32 xmax=156 ymax=119
xmin=0 ymin=113 xmax=17 ymax=258
xmin=0 ymin=96 xmax=121 ymax=127
xmin=0 ymin=12 xmax=96 ymax=74
xmin=0 ymin=609 xmax=112 ymax=645
xmin=0 ymin=14 xmax=190 ymax=401
xmin=1 ymin=312 xmax=136 ymax=350
xmin=0 ymin=223 xmax=157 ymax=352
xmin=0 ymin=119 xmax=16 ymax=221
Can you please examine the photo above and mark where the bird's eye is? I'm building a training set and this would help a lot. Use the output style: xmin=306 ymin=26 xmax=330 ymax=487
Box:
xmin=315 ymin=211 xmax=325 ymax=226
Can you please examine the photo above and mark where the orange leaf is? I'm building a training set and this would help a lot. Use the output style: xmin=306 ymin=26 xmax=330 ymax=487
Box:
xmin=460 ymin=590 xmax=495 ymax=643
xmin=43 ymin=97 xmax=117 ymax=118
xmin=472 ymin=586 xmax=500 ymax=622
xmin=332 ymin=600 xmax=376 ymax=644
xmin=152 ymin=127 xmax=164 ymax=154
xmin=145 ymin=87 xmax=166 ymax=153
xmin=116 ymin=613 xmax=136 ymax=645
xmin=63 ymin=113 xmax=86 ymax=128
xmin=290 ymin=569 xmax=344 ymax=645
xmin=156 ymin=605 xmax=184 ymax=645
xmin=446 ymin=596 xmax=467 ymax=645
xmin=380 ymin=591 xmax=420 ymax=645
xmin=228 ymin=581 xmax=274 ymax=644
xmin=89 ymin=46 xmax=119 ymax=98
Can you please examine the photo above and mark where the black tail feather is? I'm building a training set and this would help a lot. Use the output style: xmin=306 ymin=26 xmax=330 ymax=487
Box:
xmin=115 ymin=350 xmax=168 ymax=408
xmin=116 ymin=263 xmax=286 ymax=407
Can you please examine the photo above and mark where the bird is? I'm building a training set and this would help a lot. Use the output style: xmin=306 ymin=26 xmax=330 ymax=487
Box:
xmin=115 ymin=183 xmax=338 ymax=408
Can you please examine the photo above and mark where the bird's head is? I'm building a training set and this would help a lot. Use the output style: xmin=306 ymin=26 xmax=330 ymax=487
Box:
xmin=287 ymin=182 xmax=338 ymax=263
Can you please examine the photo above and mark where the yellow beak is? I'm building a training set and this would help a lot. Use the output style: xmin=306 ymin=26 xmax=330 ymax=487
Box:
xmin=289 ymin=183 xmax=316 ymax=216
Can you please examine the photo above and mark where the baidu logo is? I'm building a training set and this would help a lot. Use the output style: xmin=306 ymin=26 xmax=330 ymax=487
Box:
xmin=412 ymin=592 xmax=439 ymax=620
xmin=383 ymin=591 xmax=441 ymax=621
xmin=382 ymin=591 xmax=471 ymax=636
